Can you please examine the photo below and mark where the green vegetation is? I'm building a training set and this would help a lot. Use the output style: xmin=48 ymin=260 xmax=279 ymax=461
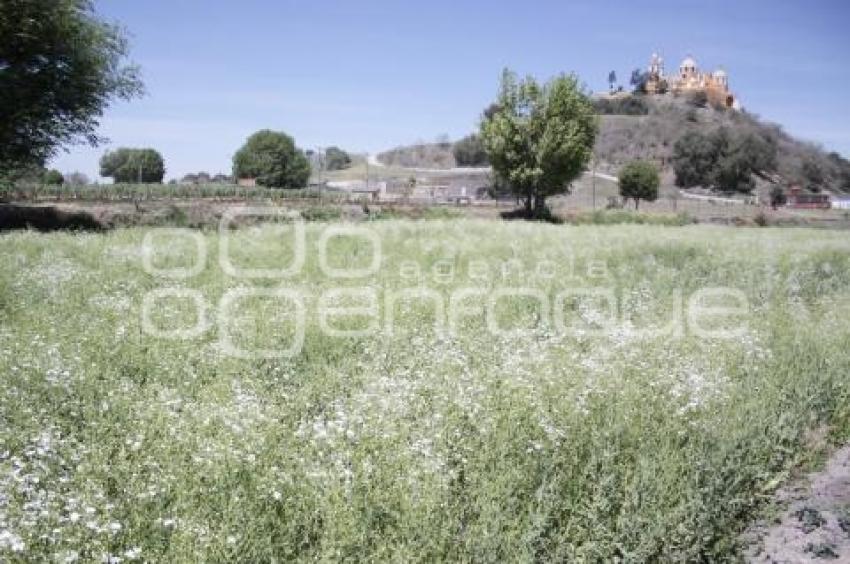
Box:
xmin=324 ymin=147 xmax=352 ymax=171
xmin=0 ymin=0 xmax=143 ymax=173
xmin=452 ymin=134 xmax=489 ymax=166
xmin=593 ymin=95 xmax=650 ymax=116
xmin=565 ymin=209 xmax=695 ymax=225
xmin=232 ymin=130 xmax=310 ymax=189
xmin=618 ymin=160 xmax=660 ymax=209
xmin=299 ymin=206 xmax=343 ymax=222
xmin=1 ymin=221 xmax=849 ymax=561
xmin=770 ymin=185 xmax=787 ymax=209
xmin=672 ymin=126 xmax=776 ymax=193
xmin=99 ymin=148 xmax=166 ymax=184
xmin=481 ymin=69 xmax=597 ymax=217
xmin=594 ymin=96 xmax=849 ymax=194
xmin=42 ymin=169 xmax=64 ymax=186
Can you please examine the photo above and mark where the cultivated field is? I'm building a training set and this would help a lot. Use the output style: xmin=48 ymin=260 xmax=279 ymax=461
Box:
xmin=1 ymin=219 xmax=850 ymax=561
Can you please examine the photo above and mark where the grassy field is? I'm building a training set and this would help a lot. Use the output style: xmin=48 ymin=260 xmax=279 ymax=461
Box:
xmin=2 ymin=219 xmax=850 ymax=561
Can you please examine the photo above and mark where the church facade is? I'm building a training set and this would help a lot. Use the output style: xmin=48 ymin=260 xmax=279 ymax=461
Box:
xmin=643 ymin=52 xmax=740 ymax=110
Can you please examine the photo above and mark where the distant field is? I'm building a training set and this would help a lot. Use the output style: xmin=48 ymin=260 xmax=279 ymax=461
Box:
xmin=2 ymin=220 xmax=850 ymax=561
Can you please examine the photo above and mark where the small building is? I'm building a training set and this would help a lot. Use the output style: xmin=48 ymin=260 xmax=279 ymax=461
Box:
xmin=832 ymin=197 xmax=850 ymax=210
xmin=787 ymin=185 xmax=831 ymax=209
xmin=237 ymin=177 xmax=257 ymax=188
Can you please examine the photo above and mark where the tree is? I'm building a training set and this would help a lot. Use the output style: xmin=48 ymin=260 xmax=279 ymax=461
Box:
xmin=99 ymin=148 xmax=165 ymax=183
xmin=713 ymin=152 xmax=755 ymax=193
xmin=801 ymin=157 xmax=825 ymax=192
xmin=630 ymin=68 xmax=647 ymax=93
xmin=672 ymin=127 xmax=775 ymax=193
xmin=324 ymin=146 xmax=352 ymax=171
xmin=480 ymin=69 xmax=597 ymax=218
xmin=65 ymin=171 xmax=90 ymax=186
xmin=232 ymin=130 xmax=310 ymax=189
xmin=0 ymin=0 xmax=143 ymax=172
xmin=672 ymin=130 xmax=720 ymax=188
xmin=452 ymin=134 xmax=489 ymax=166
xmin=43 ymin=169 xmax=64 ymax=185
xmin=769 ymin=186 xmax=787 ymax=209
xmin=608 ymin=70 xmax=617 ymax=92
xmin=618 ymin=160 xmax=659 ymax=209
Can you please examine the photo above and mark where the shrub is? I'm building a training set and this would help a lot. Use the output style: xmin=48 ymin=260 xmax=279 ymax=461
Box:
xmin=300 ymin=206 xmax=342 ymax=222
xmin=593 ymin=95 xmax=649 ymax=116
xmin=686 ymin=90 xmax=708 ymax=108
xmin=324 ymin=147 xmax=352 ymax=171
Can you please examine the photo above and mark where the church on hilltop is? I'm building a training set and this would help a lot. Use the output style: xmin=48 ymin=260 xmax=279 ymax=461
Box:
xmin=642 ymin=52 xmax=740 ymax=110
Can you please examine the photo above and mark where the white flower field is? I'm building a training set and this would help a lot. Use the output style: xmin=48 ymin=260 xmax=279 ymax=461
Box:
xmin=1 ymin=219 xmax=849 ymax=561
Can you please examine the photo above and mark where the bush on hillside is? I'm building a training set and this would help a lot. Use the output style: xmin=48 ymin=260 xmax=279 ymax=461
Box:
xmin=325 ymin=146 xmax=352 ymax=171
xmin=801 ymin=157 xmax=825 ymax=192
xmin=686 ymin=90 xmax=708 ymax=108
xmin=672 ymin=126 xmax=777 ymax=193
xmin=452 ymin=134 xmax=489 ymax=166
xmin=593 ymin=95 xmax=649 ymax=116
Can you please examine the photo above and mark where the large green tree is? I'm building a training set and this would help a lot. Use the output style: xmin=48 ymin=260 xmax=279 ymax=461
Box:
xmin=0 ymin=0 xmax=143 ymax=173
xmin=480 ymin=69 xmax=597 ymax=217
xmin=232 ymin=130 xmax=310 ymax=189
xmin=99 ymin=148 xmax=165 ymax=183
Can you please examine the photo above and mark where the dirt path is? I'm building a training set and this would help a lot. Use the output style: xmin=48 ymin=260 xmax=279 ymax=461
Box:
xmin=743 ymin=445 xmax=850 ymax=562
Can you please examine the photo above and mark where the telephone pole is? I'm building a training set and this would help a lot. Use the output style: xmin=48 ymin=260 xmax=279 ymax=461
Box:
xmin=592 ymin=158 xmax=597 ymax=210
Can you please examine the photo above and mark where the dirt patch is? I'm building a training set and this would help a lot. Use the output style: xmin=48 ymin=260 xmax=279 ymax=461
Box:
xmin=742 ymin=444 xmax=850 ymax=562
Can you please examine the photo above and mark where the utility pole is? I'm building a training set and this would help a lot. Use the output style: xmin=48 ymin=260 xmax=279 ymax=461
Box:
xmin=592 ymin=158 xmax=597 ymax=210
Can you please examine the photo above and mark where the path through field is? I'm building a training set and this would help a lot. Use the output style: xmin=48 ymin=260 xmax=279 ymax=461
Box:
xmin=744 ymin=444 xmax=850 ymax=562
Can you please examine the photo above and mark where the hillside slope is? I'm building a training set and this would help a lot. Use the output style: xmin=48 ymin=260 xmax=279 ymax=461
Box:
xmin=594 ymin=95 xmax=850 ymax=193
xmin=378 ymin=96 xmax=850 ymax=194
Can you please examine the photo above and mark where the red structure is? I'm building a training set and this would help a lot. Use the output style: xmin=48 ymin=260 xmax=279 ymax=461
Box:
xmin=787 ymin=185 xmax=831 ymax=209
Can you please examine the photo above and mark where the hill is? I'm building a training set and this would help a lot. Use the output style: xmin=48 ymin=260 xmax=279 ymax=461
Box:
xmin=376 ymin=95 xmax=850 ymax=194
xmin=593 ymin=94 xmax=850 ymax=193
xmin=377 ymin=140 xmax=456 ymax=169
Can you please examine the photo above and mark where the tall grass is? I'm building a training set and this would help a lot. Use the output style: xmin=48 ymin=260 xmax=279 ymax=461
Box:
xmin=0 ymin=221 xmax=849 ymax=561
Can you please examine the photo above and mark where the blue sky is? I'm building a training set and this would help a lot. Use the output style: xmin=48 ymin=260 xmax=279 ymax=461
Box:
xmin=51 ymin=0 xmax=850 ymax=181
